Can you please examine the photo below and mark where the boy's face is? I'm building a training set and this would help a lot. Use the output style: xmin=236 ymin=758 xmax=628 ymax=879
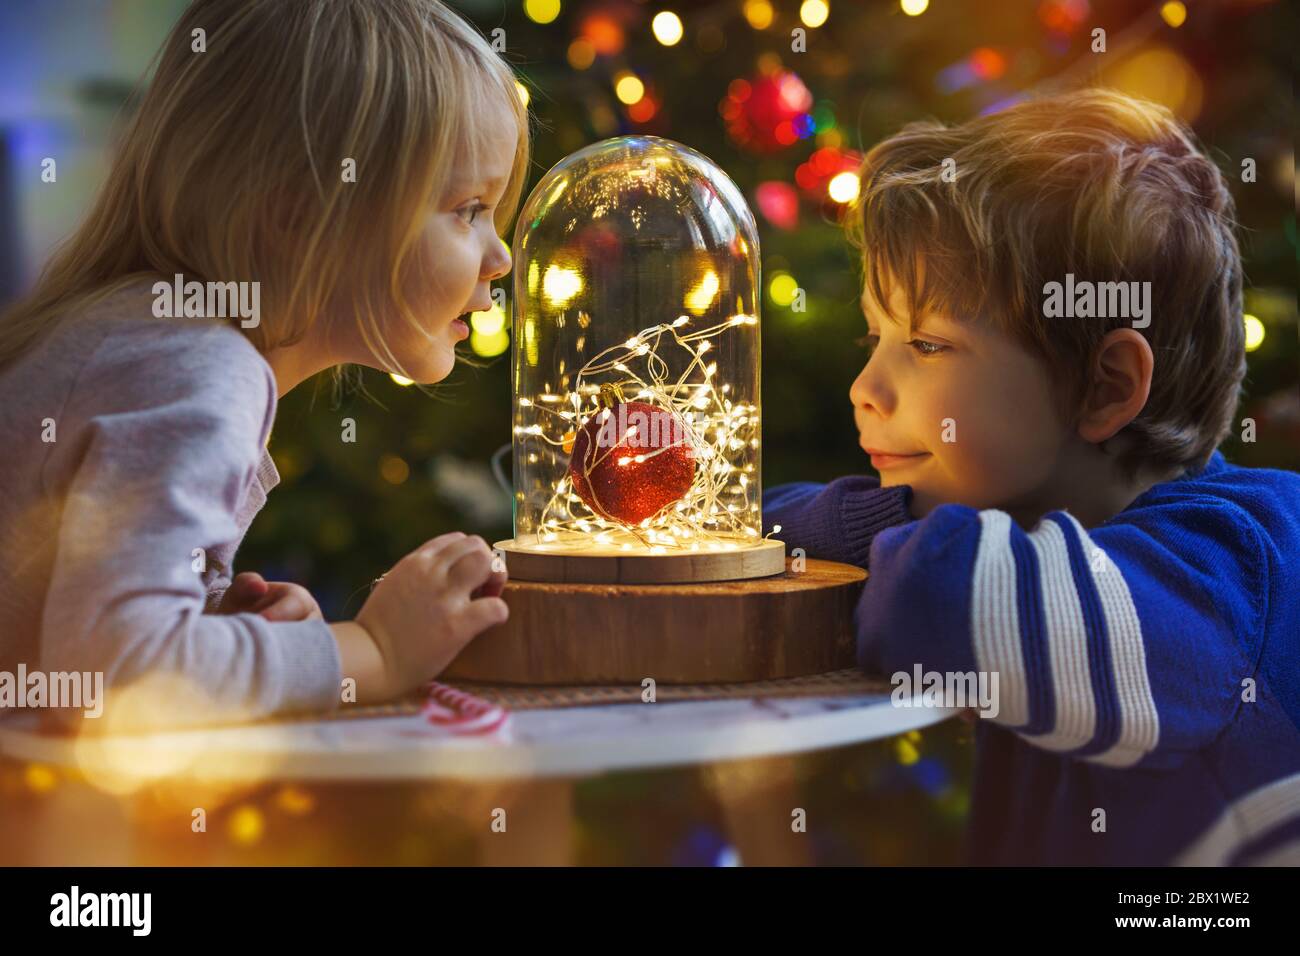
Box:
xmin=850 ymin=276 xmax=1072 ymax=518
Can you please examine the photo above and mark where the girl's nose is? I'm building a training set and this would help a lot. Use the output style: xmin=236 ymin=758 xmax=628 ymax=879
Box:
xmin=849 ymin=355 xmax=894 ymax=418
xmin=483 ymin=237 xmax=512 ymax=281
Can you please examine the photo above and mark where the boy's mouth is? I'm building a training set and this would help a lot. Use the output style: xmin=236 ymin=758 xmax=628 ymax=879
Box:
xmin=862 ymin=446 xmax=930 ymax=470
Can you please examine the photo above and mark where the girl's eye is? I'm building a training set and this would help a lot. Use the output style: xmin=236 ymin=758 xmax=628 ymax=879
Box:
xmin=456 ymin=201 xmax=489 ymax=226
xmin=907 ymin=338 xmax=948 ymax=356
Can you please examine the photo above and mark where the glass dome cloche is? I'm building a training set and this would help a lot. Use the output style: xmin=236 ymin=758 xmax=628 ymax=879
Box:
xmin=499 ymin=135 xmax=782 ymax=582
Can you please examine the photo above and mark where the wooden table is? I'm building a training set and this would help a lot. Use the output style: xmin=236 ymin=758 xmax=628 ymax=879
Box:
xmin=0 ymin=690 xmax=959 ymax=865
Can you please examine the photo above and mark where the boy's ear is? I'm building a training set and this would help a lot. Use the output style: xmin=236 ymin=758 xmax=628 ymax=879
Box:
xmin=1076 ymin=328 xmax=1154 ymax=445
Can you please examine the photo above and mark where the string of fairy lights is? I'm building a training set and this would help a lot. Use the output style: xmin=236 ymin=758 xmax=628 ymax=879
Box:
xmin=514 ymin=311 xmax=762 ymax=552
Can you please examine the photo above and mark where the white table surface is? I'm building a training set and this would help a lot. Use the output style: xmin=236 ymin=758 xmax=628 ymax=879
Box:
xmin=0 ymin=693 xmax=959 ymax=782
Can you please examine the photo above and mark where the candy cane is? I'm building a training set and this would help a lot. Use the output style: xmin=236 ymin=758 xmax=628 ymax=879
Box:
xmin=420 ymin=681 xmax=510 ymax=736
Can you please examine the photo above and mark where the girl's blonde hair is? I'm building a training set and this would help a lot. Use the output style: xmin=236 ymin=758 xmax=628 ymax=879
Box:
xmin=0 ymin=0 xmax=530 ymax=393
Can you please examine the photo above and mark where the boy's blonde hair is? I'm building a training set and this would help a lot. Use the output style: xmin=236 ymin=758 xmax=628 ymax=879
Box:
xmin=0 ymin=0 xmax=529 ymax=391
xmin=848 ymin=88 xmax=1244 ymax=477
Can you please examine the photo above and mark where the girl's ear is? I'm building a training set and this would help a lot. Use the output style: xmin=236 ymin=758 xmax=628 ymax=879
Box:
xmin=1076 ymin=328 xmax=1155 ymax=445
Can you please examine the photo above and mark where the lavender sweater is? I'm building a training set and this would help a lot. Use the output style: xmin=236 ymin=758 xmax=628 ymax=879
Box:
xmin=0 ymin=280 xmax=341 ymax=725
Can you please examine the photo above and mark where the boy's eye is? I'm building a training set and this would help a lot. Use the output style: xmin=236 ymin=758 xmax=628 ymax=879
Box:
xmin=907 ymin=338 xmax=948 ymax=356
xmin=456 ymin=201 xmax=489 ymax=226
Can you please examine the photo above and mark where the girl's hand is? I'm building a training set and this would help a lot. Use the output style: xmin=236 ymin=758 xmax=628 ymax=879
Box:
xmin=215 ymin=571 xmax=324 ymax=622
xmin=355 ymin=532 xmax=508 ymax=698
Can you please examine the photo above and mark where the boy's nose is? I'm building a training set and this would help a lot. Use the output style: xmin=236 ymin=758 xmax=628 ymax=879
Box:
xmin=850 ymin=360 xmax=894 ymax=418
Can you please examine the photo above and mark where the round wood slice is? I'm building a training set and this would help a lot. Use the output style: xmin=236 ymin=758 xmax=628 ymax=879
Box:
xmin=443 ymin=558 xmax=867 ymax=685
xmin=494 ymin=536 xmax=786 ymax=584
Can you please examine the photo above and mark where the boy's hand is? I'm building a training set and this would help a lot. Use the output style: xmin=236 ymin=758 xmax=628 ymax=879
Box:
xmin=215 ymin=571 xmax=324 ymax=622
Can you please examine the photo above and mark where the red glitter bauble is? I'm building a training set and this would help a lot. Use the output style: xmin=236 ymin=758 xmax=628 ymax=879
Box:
xmin=567 ymin=400 xmax=696 ymax=526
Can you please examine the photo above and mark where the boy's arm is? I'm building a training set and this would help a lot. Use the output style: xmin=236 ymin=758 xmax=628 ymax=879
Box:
xmin=762 ymin=477 xmax=912 ymax=569
xmin=856 ymin=501 xmax=1266 ymax=769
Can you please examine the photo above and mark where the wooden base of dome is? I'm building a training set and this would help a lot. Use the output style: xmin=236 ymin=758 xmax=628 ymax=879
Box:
xmin=443 ymin=557 xmax=867 ymax=685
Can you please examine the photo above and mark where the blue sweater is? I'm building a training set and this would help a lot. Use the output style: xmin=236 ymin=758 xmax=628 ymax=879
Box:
xmin=763 ymin=452 xmax=1300 ymax=865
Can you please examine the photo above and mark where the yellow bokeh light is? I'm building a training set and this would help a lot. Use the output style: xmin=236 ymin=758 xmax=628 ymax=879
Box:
xmin=470 ymin=301 xmax=506 ymax=336
xmin=743 ymin=0 xmax=774 ymax=30
xmin=523 ymin=0 xmax=561 ymax=26
xmin=768 ymin=272 xmax=798 ymax=307
xmin=817 ymin=128 xmax=843 ymax=149
xmin=228 ymin=805 xmax=265 ymax=846
xmin=901 ymin=0 xmax=929 ymax=15
xmin=828 ymin=170 xmax=861 ymax=204
xmin=614 ymin=71 xmax=645 ymax=105
xmin=389 ymin=373 xmax=414 ymax=386
xmin=542 ymin=264 xmax=583 ymax=307
xmin=24 ymin=763 xmax=58 ymax=793
xmin=73 ymin=673 xmax=208 ymax=795
xmin=1160 ymin=1 xmax=1187 ymax=28
xmin=1104 ymin=46 xmax=1203 ymax=122
xmin=895 ymin=737 xmax=920 ymax=765
xmin=471 ymin=329 xmax=511 ymax=358
xmin=515 ymin=82 xmax=530 ymax=107
xmin=380 ymin=454 xmax=410 ymax=485
xmin=684 ymin=269 xmax=720 ymax=314
xmin=652 ymin=11 xmax=683 ymax=46
xmin=523 ymin=315 xmax=539 ymax=366
xmin=567 ymin=37 xmax=595 ymax=70
xmin=800 ymin=0 xmax=830 ymax=29
xmin=1243 ymin=314 xmax=1265 ymax=352
xmin=275 ymin=785 xmax=316 ymax=816
xmin=67 ymin=671 xmax=290 ymax=796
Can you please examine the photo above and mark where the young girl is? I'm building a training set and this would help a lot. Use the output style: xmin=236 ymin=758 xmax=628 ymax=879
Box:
xmin=0 ymin=0 xmax=529 ymax=726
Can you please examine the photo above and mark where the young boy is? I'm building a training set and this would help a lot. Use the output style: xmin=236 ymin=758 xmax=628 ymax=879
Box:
xmin=763 ymin=89 xmax=1300 ymax=866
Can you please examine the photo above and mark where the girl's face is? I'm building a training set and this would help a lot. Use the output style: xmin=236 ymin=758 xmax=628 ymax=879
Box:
xmin=849 ymin=275 xmax=1071 ymax=520
xmin=391 ymin=101 xmax=517 ymax=384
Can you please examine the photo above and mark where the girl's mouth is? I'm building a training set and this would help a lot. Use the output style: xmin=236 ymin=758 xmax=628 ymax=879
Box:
xmin=450 ymin=315 xmax=471 ymax=339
